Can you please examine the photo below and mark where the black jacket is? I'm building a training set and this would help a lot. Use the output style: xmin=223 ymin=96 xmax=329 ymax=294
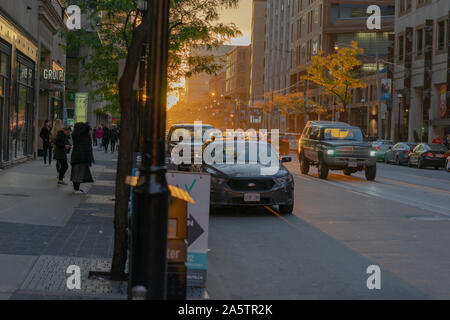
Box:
xmin=53 ymin=131 xmax=71 ymax=161
xmin=71 ymin=124 xmax=94 ymax=165
xmin=40 ymin=126 xmax=51 ymax=145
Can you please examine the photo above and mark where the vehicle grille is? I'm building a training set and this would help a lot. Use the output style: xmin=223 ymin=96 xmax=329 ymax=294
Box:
xmin=335 ymin=146 xmax=369 ymax=158
xmin=227 ymin=179 xmax=275 ymax=191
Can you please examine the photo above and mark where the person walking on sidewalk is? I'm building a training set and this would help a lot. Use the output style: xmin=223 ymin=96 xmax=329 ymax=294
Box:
xmin=95 ymin=125 xmax=104 ymax=150
xmin=92 ymin=127 xmax=98 ymax=146
xmin=54 ymin=127 xmax=72 ymax=185
xmin=102 ymin=126 xmax=111 ymax=153
xmin=50 ymin=119 xmax=64 ymax=175
xmin=40 ymin=120 xmax=52 ymax=166
xmin=70 ymin=122 xmax=95 ymax=194
xmin=109 ymin=127 xmax=118 ymax=153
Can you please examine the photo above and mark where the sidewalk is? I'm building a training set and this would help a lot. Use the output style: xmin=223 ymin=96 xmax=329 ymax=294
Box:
xmin=0 ymin=148 xmax=127 ymax=300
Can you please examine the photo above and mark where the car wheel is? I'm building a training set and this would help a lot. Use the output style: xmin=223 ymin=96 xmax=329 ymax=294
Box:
xmin=395 ymin=156 xmax=401 ymax=166
xmin=434 ymin=166 xmax=439 ymax=170
xmin=343 ymin=169 xmax=352 ymax=176
xmin=318 ymin=157 xmax=329 ymax=179
xmin=279 ymin=204 xmax=294 ymax=215
xmin=300 ymin=153 xmax=310 ymax=175
xmin=408 ymin=159 xmax=412 ymax=167
xmin=418 ymin=158 xmax=424 ymax=169
xmin=365 ymin=165 xmax=376 ymax=181
xmin=384 ymin=156 xmax=388 ymax=164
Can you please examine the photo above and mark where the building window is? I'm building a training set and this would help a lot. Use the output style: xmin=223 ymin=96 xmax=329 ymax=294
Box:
xmin=398 ymin=35 xmax=404 ymax=61
xmin=12 ymin=55 xmax=35 ymax=159
xmin=416 ymin=28 xmax=423 ymax=56
xmin=437 ymin=20 xmax=446 ymax=51
xmin=399 ymin=0 xmax=405 ymax=13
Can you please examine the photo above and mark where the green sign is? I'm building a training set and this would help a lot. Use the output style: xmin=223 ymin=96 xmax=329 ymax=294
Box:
xmin=68 ymin=92 xmax=76 ymax=102
xmin=75 ymin=93 xmax=88 ymax=123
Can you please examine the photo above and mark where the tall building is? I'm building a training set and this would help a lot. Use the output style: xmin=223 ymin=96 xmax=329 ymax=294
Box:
xmin=250 ymin=0 xmax=267 ymax=107
xmin=184 ymin=45 xmax=235 ymax=106
xmin=0 ymin=0 xmax=67 ymax=168
xmin=393 ymin=0 xmax=450 ymax=143
xmin=264 ymin=0 xmax=292 ymax=130
xmin=289 ymin=0 xmax=395 ymax=136
xmin=225 ymin=45 xmax=251 ymax=128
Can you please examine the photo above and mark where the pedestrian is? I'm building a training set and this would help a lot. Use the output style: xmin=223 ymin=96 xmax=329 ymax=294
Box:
xmin=445 ymin=133 xmax=450 ymax=150
xmin=50 ymin=119 xmax=64 ymax=175
xmin=95 ymin=125 xmax=104 ymax=150
xmin=431 ymin=136 xmax=443 ymax=144
xmin=40 ymin=120 xmax=52 ymax=166
xmin=110 ymin=127 xmax=118 ymax=153
xmin=92 ymin=127 xmax=97 ymax=146
xmin=70 ymin=122 xmax=95 ymax=194
xmin=102 ymin=126 xmax=110 ymax=153
xmin=54 ymin=126 xmax=72 ymax=185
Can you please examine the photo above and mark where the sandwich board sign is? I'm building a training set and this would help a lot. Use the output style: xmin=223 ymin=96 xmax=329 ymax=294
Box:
xmin=166 ymin=171 xmax=211 ymax=287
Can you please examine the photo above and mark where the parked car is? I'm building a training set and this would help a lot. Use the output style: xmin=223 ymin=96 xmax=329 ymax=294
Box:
xmin=446 ymin=155 xmax=450 ymax=172
xmin=166 ymin=123 xmax=215 ymax=170
xmin=298 ymin=121 xmax=377 ymax=180
xmin=267 ymin=132 xmax=290 ymax=155
xmin=408 ymin=143 xmax=448 ymax=169
xmin=384 ymin=142 xmax=418 ymax=165
xmin=284 ymin=133 xmax=301 ymax=151
xmin=202 ymin=139 xmax=294 ymax=214
xmin=371 ymin=140 xmax=395 ymax=162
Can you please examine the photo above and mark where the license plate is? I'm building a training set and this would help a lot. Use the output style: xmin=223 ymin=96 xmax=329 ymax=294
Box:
xmin=348 ymin=159 xmax=357 ymax=167
xmin=244 ymin=193 xmax=260 ymax=202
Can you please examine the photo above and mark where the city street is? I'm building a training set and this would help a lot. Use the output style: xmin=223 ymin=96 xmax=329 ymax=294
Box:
xmin=207 ymin=159 xmax=450 ymax=299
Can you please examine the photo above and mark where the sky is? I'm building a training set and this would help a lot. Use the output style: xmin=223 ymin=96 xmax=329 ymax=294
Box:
xmin=218 ymin=0 xmax=253 ymax=46
xmin=167 ymin=1 xmax=253 ymax=109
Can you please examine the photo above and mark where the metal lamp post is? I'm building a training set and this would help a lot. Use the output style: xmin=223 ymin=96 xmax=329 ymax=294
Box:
xmin=130 ymin=0 xmax=171 ymax=300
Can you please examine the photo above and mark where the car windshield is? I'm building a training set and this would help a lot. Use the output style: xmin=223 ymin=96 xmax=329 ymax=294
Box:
xmin=322 ymin=127 xmax=363 ymax=141
xmin=428 ymin=144 xmax=448 ymax=152
xmin=206 ymin=141 xmax=278 ymax=165
xmin=170 ymin=126 xmax=214 ymax=142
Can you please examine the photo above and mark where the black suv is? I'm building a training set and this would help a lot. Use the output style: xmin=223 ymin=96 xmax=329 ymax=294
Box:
xmin=297 ymin=121 xmax=377 ymax=180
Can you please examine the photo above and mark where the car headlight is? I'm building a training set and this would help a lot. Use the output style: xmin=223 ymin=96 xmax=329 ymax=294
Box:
xmin=211 ymin=176 xmax=226 ymax=185
xmin=370 ymin=150 xmax=376 ymax=157
xmin=275 ymin=174 xmax=293 ymax=185
xmin=326 ymin=149 xmax=335 ymax=156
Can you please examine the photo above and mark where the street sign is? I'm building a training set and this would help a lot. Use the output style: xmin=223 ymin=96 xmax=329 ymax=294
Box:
xmin=166 ymin=171 xmax=211 ymax=287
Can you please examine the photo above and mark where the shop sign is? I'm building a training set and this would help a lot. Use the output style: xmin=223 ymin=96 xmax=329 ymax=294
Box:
xmin=43 ymin=69 xmax=64 ymax=82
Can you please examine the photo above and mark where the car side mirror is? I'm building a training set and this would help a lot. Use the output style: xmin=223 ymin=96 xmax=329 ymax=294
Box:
xmin=281 ymin=156 xmax=292 ymax=163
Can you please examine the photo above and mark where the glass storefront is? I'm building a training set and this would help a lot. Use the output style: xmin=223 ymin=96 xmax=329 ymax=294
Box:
xmin=11 ymin=55 xmax=35 ymax=159
xmin=0 ymin=41 xmax=11 ymax=163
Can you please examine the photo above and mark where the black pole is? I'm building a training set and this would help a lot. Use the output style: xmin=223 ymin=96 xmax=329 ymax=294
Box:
xmin=130 ymin=0 xmax=171 ymax=300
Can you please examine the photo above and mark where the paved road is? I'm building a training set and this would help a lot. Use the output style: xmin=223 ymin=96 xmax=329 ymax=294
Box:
xmin=206 ymin=158 xmax=450 ymax=299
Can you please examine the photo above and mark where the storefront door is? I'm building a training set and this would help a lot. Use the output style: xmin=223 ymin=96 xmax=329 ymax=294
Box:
xmin=10 ymin=53 xmax=34 ymax=159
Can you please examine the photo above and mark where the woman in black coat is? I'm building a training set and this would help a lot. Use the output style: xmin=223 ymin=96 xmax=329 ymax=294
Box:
xmin=70 ymin=122 xmax=95 ymax=194
xmin=54 ymin=127 xmax=72 ymax=185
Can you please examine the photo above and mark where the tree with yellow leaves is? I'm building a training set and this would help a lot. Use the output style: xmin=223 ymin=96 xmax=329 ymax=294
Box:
xmin=302 ymin=41 xmax=366 ymax=123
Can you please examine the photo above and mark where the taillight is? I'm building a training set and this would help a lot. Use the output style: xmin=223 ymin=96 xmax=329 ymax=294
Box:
xmin=403 ymin=150 xmax=409 ymax=154
xmin=282 ymin=139 xmax=289 ymax=143
xmin=424 ymin=152 xmax=433 ymax=157
xmin=267 ymin=139 xmax=272 ymax=143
